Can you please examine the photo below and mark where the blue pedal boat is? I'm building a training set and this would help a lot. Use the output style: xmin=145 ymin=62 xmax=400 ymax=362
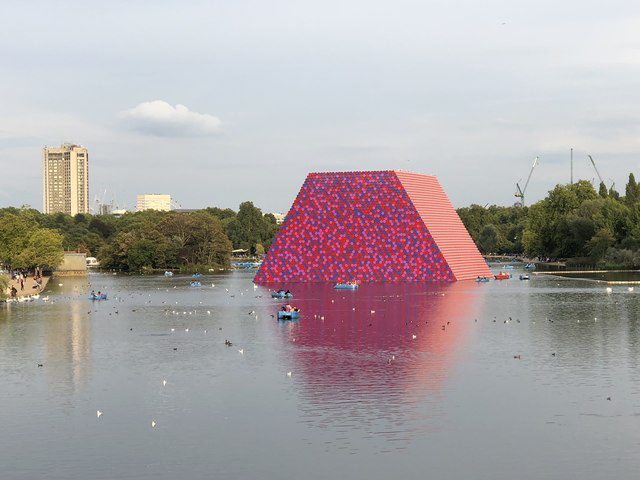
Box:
xmin=277 ymin=311 xmax=300 ymax=320
xmin=271 ymin=292 xmax=293 ymax=298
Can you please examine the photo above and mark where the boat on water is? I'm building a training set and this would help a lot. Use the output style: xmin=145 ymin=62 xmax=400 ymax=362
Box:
xmin=86 ymin=256 xmax=101 ymax=268
xmin=334 ymin=283 xmax=359 ymax=290
xmin=190 ymin=281 xmax=202 ymax=287
xmin=475 ymin=276 xmax=490 ymax=283
xmin=524 ymin=263 xmax=536 ymax=270
xmin=277 ymin=311 xmax=300 ymax=320
xmin=233 ymin=262 xmax=263 ymax=269
xmin=519 ymin=274 xmax=530 ymax=280
xmin=89 ymin=293 xmax=108 ymax=300
xmin=192 ymin=273 xmax=202 ymax=278
xmin=494 ymin=272 xmax=511 ymax=280
xmin=504 ymin=265 xmax=515 ymax=270
xmin=271 ymin=291 xmax=293 ymax=298
xmin=164 ymin=271 xmax=174 ymax=277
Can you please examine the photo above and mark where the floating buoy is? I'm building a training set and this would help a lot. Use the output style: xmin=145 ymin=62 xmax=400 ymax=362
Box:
xmin=606 ymin=287 xmax=613 ymax=294
xmin=286 ymin=372 xmax=292 ymax=377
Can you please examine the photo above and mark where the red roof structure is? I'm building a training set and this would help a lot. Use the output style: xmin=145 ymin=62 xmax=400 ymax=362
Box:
xmin=254 ymin=170 xmax=490 ymax=283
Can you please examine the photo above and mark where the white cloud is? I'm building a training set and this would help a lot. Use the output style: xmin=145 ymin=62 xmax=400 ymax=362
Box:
xmin=119 ymin=100 xmax=222 ymax=137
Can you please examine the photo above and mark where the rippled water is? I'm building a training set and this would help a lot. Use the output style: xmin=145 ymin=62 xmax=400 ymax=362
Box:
xmin=1 ymin=271 xmax=639 ymax=479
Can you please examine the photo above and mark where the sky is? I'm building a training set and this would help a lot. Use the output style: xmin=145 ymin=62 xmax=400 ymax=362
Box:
xmin=2 ymin=0 xmax=640 ymax=213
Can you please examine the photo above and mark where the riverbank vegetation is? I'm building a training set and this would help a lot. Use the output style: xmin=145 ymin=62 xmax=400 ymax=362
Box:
xmin=0 ymin=202 xmax=278 ymax=273
xmin=5 ymin=175 xmax=640 ymax=273
xmin=0 ymin=274 xmax=8 ymax=300
xmin=0 ymin=209 xmax=64 ymax=271
xmin=458 ymin=174 xmax=640 ymax=269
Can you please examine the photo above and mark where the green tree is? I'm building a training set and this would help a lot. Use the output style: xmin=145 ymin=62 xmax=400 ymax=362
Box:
xmin=477 ymin=224 xmax=499 ymax=253
xmin=587 ymin=228 xmax=615 ymax=260
xmin=0 ymin=274 xmax=8 ymax=300
xmin=599 ymin=182 xmax=608 ymax=198
xmin=126 ymin=238 xmax=158 ymax=271
xmin=609 ymin=185 xmax=620 ymax=200
xmin=0 ymin=210 xmax=39 ymax=265
xmin=203 ymin=207 xmax=237 ymax=221
xmin=226 ymin=201 xmax=277 ymax=253
xmin=625 ymin=173 xmax=639 ymax=204
xmin=15 ymin=228 xmax=64 ymax=270
xmin=523 ymin=182 xmax=599 ymax=257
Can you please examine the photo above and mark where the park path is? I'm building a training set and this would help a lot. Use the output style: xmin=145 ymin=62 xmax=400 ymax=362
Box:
xmin=6 ymin=276 xmax=50 ymax=298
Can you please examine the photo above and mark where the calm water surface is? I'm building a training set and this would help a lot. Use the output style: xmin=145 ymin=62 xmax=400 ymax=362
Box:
xmin=1 ymin=271 xmax=639 ymax=479
xmin=550 ymin=270 xmax=640 ymax=283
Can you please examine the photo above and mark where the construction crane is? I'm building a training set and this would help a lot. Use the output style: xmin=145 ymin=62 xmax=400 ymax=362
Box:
xmin=515 ymin=156 xmax=538 ymax=207
xmin=588 ymin=155 xmax=605 ymax=185
xmin=93 ymin=189 xmax=108 ymax=215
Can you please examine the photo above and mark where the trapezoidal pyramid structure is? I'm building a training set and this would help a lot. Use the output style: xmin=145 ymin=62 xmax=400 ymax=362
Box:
xmin=254 ymin=170 xmax=491 ymax=283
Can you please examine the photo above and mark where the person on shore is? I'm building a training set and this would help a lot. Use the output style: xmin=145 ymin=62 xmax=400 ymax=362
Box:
xmin=10 ymin=286 xmax=17 ymax=299
xmin=20 ymin=278 xmax=24 ymax=291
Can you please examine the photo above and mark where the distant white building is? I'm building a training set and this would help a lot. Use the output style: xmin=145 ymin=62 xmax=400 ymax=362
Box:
xmin=271 ymin=213 xmax=285 ymax=224
xmin=136 ymin=194 xmax=172 ymax=212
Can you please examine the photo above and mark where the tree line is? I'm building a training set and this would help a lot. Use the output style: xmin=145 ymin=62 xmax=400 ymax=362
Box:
xmin=0 ymin=201 xmax=279 ymax=273
xmin=458 ymin=174 xmax=640 ymax=268
xmin=5 ymin=174 xmax=640 ymax=275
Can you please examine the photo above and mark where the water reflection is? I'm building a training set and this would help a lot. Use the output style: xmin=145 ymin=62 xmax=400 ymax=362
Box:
xmin=270 ymin=282 xmax=485 ymax=449
xmin=44 ymin=291 xmax=92 ymax=395
xmin=3 ymin=272 xmax=640 ymax=478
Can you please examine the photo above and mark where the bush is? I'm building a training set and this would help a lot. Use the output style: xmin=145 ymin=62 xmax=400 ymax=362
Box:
xmin=0 ymin=274 xmax=8 ymax=301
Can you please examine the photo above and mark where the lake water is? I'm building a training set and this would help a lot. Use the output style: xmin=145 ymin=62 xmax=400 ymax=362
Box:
xmin=546 ymin=270 xmax=640 ymax=283
xmin=1 ymin=270 xmax=639 ymax=479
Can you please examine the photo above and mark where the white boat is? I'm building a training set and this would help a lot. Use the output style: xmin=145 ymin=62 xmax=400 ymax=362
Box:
xmin=86 ymin=257 xmax=101 ymax=268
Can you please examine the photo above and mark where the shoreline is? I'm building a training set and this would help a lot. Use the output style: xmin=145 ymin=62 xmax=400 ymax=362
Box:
xmin=4 ymin=276 xmax=50 ymax=299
